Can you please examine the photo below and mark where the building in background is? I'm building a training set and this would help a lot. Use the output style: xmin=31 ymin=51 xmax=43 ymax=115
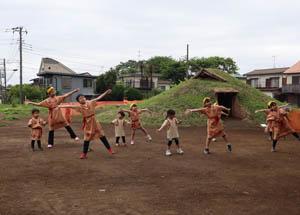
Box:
xmin=33 ymin=58 xmax=97 ymax=101
xmin=245 ymin=60 xmax=300 ymax=106
xmin=118 ymin=72 xmax=171 ymax=91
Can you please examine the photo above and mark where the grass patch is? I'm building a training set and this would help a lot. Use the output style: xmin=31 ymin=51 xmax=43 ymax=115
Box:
xmin=0 ymin=104 xmax=47 ymax=121
xmin=97 ymin=69 xmax=282 ymax=127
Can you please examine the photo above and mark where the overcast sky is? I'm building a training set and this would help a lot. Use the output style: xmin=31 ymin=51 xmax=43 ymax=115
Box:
xmin=1 ymin=0 xmax=300 ymax=85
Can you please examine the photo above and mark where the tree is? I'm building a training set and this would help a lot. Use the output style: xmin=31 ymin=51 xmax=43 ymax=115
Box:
xmin=115 ymin=60 xmax=138 ymax=75
xmin=189 ymin=56 xmax=239 ymax=74
xmin=146 ymin=56 xmax=177 ymax=75
xmin=8 ymin=84 xmax=46 ymax=102
xmin=95 ymin=69 xmax=117 ymax=93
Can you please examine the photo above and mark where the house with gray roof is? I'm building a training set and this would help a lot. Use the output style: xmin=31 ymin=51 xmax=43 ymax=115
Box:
xmin=34 ymin=58 xmax=97 ymax=101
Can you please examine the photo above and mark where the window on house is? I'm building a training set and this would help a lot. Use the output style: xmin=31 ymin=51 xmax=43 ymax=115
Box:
xmin=250 ymin=79 xmax=259 ymax=88
xmin=292 ymin=76 xmax=300 ymax=85
xmin=270 ymin=77 xmax=279 ymax=88
xmin=83 ymin=79 xmax=93 ymax=88
xmin=61 ymin=77 xmax=72 ymax=89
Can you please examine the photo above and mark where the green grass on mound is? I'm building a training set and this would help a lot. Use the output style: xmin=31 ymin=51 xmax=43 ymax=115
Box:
xmin=97 ymin=69 xmax=281 ymax=127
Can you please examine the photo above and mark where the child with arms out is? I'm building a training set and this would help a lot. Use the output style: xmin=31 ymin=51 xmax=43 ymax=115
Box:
xmin=121 ymin=104 xmax=152 ymax=145
xmin=157 ymin=109 xmax=184 ymax=156
xmin=111 ymin=111 xmax=130 ymax=146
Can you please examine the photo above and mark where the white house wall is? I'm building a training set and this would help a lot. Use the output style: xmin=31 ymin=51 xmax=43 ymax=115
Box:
xmin=247 ymin=74 xmax=283 ymax=88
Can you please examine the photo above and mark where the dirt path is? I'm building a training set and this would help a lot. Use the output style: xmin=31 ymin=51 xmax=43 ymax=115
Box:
xmin=0 ymin=119 xmax=299 ymax=215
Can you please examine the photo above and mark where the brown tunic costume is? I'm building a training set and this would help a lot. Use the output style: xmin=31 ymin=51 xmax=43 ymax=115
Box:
xmin=39 ymin=96 xmax=69 ymax=130
xmin=28 ymin=117 xmax=46 ymax=140
xmin=78 ymin=101 xmax=104 ymax=141
xmin=129 ymin=110 xmax=142 ymax=129
xmin=200 ymin=105 xmax=225 ymax=138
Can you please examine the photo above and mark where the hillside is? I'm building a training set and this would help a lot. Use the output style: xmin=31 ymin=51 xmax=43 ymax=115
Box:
xmin=97 ymin=69 xmax=279 ymax=126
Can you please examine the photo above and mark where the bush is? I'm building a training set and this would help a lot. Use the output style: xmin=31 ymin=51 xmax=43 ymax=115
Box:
xmin=124 ymin=87 xmax=143 ymax=100
xmin=111 ymin=85 xmax=125 ymax=101
xmin=8 ymin=84 xmax=46 ymax=103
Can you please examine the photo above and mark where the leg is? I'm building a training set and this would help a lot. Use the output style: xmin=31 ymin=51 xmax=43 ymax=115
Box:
xmin=165 ymin=139 xmax=172 ymax=156
xmin=222 ymin=134 xmax=232 ymax=152
xmin=115 ymin=137 xmax=120 ymax=146
xmin=37 ymin=140 xmax=43 ymax=150
xmin=65 ymin=126 xmax=78 ymax=139
xmin=122 ymin=136 xmax=126 ymax=146
xmin=272 ymin=132 xmax=278 ymax=152
xmin=204 ymin=137 xmax=212 ymax=154
xmin=81 ymin=141 xmax=90 ymax=159
xmin=100 ymin=136 xmax=114 ymax=154
xmin=140 ymin=126 xmax=152 ymax=141
xmin=31 ymin=140 xmax=35 ymax=151
xmin=48 ymin=130 xmax=54 ymax=147
xmin=131 ymin=129 xmax=136 ymax=144
xmin=175 ymin=138 xmax=184 ymax=154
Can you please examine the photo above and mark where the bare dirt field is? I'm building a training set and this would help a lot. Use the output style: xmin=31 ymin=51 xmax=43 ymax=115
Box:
xmin=0 ymin=119 xmax=300 ymax=215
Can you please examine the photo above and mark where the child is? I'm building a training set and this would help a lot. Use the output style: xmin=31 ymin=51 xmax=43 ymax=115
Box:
xmin=27 ymin=108 xmax=47 ymax=151
xmin=255 ymin=101 xmax=300 ymax=152
xmin=121 ymin=104 xmax=152 ymax=145
xmin=25 ymin=87 xmax=79 ymax=148
xmin=185 ymin=97 xmax=232 ymax=154
xmin=157 ymin=109 xmax=184 ymax=156
xmin=59 ymin=89 xmax=114 ymax=159
xmin=111 ymin=111 xmax=130 ymax=146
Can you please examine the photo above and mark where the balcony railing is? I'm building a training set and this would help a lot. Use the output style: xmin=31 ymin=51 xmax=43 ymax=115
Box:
xmin=282 ymin=84 xmax=300 ymax=94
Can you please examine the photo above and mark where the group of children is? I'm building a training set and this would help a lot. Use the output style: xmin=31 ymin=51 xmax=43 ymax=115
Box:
xmin=25 ymin=87 xmax=299 ymax=159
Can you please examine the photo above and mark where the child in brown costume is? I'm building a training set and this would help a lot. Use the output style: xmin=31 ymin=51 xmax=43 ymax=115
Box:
xmin=28 ymin=108 xmax=47 ymax=151
xmin=185 ymin=97 xmax=232 ymax=154
xmin=59 ymin=89 xmax=114 ymax=159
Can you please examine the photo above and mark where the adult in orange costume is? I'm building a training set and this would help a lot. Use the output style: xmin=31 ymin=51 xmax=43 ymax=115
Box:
xmin=59 ymin=89 xmax=114 ymax=159
xmin=255 ymin=101 xmax=300 ymax=152
xmin=185 ymin=97 xmax=232 ymax=154
xmin=25 ymin=87 xmax=79 ymax=148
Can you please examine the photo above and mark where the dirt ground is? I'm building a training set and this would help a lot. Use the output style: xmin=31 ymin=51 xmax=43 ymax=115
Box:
xmin=0 ymin=118 xmax=300 ymax=215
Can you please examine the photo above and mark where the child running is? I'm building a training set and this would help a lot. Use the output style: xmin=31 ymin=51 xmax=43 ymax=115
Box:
xmin=121 ymin=104 xmax=152 ymax=145
xmin=157 ymin=109 xmax=184 ymax=156
xmin=27 ymin=108 xmax=47 ymax=151
xmin=185 ymin=97 xmax=232 ymax=154
xmin=25 ymin=87 xmax=79 ymax=148
xmin=111 ymin=111 xmax=130 ymax=147
xmin=255 ymin=101 xmax=300 ymax=152
xmin=59 ymin=89 xmax=114 ymax=159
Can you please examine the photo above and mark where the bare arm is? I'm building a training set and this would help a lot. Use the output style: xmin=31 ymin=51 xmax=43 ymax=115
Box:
xmin=91 ymin=89 xmax=112 ymax=103
xmin=219 ymin=105 xmax=230 ymax=112
xmin=185 ymin=108 xmax=205 ymax=114
xmin=58 ymin=104 xmax=81 ymax=109
xmin=25 ymin=99 xmax=45 ymax=107
xmin=62 ymin=88 xmax=80 ymax=98
xmin=157 ymin=120 xmax=168 ymax=132
xmin=139 ymin=108 xmax=151 ymax=114
xmin=255 ymin=109 xmax=268 ymax=114
xmin=121 ymin=109 xmax=131 ymax=114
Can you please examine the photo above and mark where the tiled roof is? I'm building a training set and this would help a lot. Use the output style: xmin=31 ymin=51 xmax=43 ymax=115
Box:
xmin=284 ymin=61 xmax=300 ymax=74
xmin=245 ymin=67 xmax=289 ymax=76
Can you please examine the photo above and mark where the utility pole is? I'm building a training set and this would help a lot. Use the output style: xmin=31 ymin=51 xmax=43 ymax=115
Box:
xmin=272 ymin=56 xmax=276 ymax=68
xmin=3 ymin=59 xmax=6 ymax=103
xmin=186 ymin=44 xmax=190 ymax=77
xmin=11 ymin=26 xmax=27 ymax=104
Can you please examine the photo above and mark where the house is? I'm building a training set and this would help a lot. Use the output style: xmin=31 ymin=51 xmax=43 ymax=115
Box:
xmin=118 ymin=73 xmax=171 ymax=91
xmin=245 ymin=67 xmax=289 ymax=98
xmin=34 ymin=58 xmax=97 ymax=101
xmin=282 ymin=61 xmax=300 ymax=105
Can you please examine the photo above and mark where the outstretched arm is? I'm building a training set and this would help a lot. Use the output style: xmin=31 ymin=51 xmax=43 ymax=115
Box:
xmin=91 ymin=89 xmax=112 ymax=103
xmin=219 ymin=105 xmax=230 ymax=112
xmin=185 ymin=108 xmax=205 ymax=114
xmin=139 ymin=108 xmax=151 ymax=114
xmin=157 ymin=120 xmax=168 ymax=132
xmin=255 ymin=109 xmax=268 ymax=114
xmin=62 ymin=88 xmax=80 ymax=98
xmin=58 ymin=104 xmax=81 ymax=109
xmin=121 ymin=109 xmax=131 ymax=114
xmin=25 ymin=99 xmax=45 ymax=107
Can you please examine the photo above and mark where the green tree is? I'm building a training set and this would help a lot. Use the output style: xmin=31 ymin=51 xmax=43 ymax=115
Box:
xmin=95 ymin=69 xmax=117 ymax=93
xmin=189 ymin=56 xmax=239 ymax=74
xmin=8 ymin=84 xmax=46 ymax=102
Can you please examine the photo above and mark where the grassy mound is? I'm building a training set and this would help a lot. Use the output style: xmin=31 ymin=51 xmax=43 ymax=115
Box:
xmin=98 ymin=69 xmax=280 ymax=127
